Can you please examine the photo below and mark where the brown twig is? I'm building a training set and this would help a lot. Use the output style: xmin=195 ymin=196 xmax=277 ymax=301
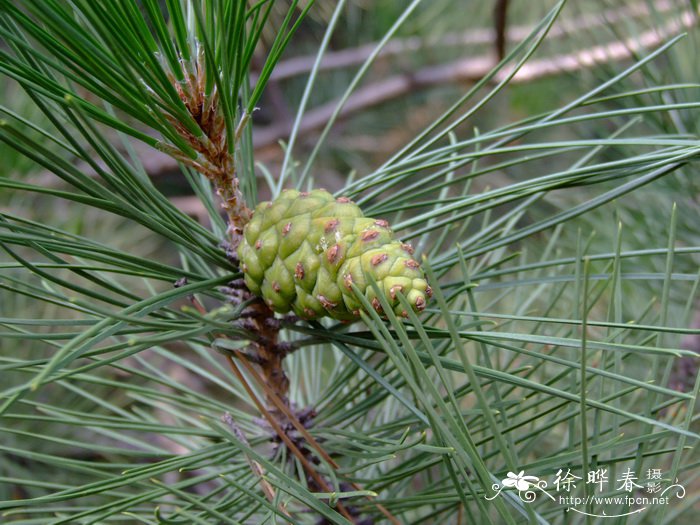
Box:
xmin=200 ymin=277 xmax=398 ymax=523
xmin=222 ymin=412 xmax=292 ymax=519
xmin=243 ymin=301 xmax=291 ymax=409
xmin=189 ymin=289 xmax=291 ymax=411
xmin=224 ymin=355 xmax=357 ymax=523
xmin=232 ymin=348 xmax=401 ymax=525
xmin=234 ymin=351 xmax=336 ymax=467
xmin=190 ymin=287 xmax=365 ymax=521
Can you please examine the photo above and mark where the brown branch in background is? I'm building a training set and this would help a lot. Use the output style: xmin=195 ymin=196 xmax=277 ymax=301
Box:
xmin=253 ymin=8 xmax=698 ymax=150
xmin=254 ymin=0 xmax=681 ymax=83
xmin=494 ymin=0 xmax=510 ymax=62
xmin=30 ymin=3 xmax=690 ymax=220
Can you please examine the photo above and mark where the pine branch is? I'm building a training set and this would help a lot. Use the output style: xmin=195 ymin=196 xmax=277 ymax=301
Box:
xmin=21 ymin=1 xmax=693 ymax=189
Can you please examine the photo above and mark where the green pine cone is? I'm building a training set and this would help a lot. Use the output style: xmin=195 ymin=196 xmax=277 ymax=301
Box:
xmin=237 ymin=189 xmax=432 ymax=321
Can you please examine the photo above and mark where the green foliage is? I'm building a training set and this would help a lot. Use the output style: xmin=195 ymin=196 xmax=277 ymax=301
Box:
xmin=1 ymin=1 xmax=699 ymax=524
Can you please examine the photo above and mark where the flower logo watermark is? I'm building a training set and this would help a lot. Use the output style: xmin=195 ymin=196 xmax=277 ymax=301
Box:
xmin=503 ymin=471 xmax=538 ymax=491
xmin=486 ymin=471 xmax=556 ymax=503
xmin=485 ymin=467 xmax=686 ymax=518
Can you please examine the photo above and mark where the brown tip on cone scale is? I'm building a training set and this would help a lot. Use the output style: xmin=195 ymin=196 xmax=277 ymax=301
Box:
xmin=255 ymin=239 xmax=262 ymax=250
xmin=371 ymin=253 xmax=388 ymax=266
xmin=282 ymin=222 xmax=292 ymax=236
xmin=317 ymin=295 xmax=337 ymax=309
xmin=371 ymin=297 xmax=383 ymax=312
xmin=241 ymin=263 xmax=248 ymax=273
xmin=401 ymin=243 xmax=414 ymax=254
xmin=401 ymin=310 xmax=408 ymax=318
xmin=327 ymin=244 xmax=340 ymax=264
xmin=303 ymin=307 xmax=316 ymax=318
xmin=343 ymin=273 xmax=354 ymax=290
xmin=324 ymin=218 xmax=339 ymax=233
xmin=426 ymin=285 xmax=433 ymax=298
xmin=336 ymin=197 xmax=352 ymax=203
xmin=415 ymin=296 xmax=426 ymax=311
xmin=272 ymin=281 xmax=281 ymax=293
xmin=405 ymin=259 xmax=420 ymax=269
xmin=389 ymin=285 xmax=404 ymax=300
xmin=361 ymin=230 xmax=379 ymax=242
xmin=374 ymin=219 xmax=390 ymax=228
xmin=295 ymin=262 xmax=305 ymax=280
xmin=299 ymin=191 xmax=310 ymax=197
